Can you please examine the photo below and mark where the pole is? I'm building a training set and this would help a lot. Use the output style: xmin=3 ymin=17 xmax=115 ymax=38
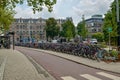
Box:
xmin=116 ymin=0 xmax=120 ymax=51
xmin=109 ymin=32 xmax=111 ymax=52
xmin=116 ymin=0 xmax=119 ymax=22
xmin=28 ymin=20 xmax=31 ymax=43
xmin=13 ymin=33 xmax=15 ymax=50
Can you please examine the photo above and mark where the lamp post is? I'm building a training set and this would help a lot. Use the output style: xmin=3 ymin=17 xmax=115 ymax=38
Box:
xmin=116 ymin=0 xmax=120 ymax=50
xmin=116 ymin=0 xmax=119 ymax=22
xmin=28 ymin=20 xmax=32 ymax=43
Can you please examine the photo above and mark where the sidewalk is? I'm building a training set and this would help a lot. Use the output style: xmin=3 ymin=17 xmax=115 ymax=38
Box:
xmin=0 ymin=49 xmax=56 ymax=80
xmin=30 ymin=48 xmax=120 ymax=74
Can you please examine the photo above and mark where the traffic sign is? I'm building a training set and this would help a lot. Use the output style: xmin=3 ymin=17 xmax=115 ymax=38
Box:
xmin=108 ymin=27 xmax=112 ymax=32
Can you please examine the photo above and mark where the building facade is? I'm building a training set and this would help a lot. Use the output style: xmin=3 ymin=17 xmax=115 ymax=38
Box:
xmin=10 ymin=18 xmax=46 ymax=43
xmin=85 ymin=14 xmax=104 ymax=36
xmin=10 ymin=17 xmax=71 ymax=43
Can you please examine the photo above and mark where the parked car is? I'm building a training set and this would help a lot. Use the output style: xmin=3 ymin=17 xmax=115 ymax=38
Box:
xmin=90 ymin=39 xmax=97 ymax=44
xmin=38 ymin=40 xmax=47 ymax=43
xmin=51 ymin=40 xmax=58 ymax=43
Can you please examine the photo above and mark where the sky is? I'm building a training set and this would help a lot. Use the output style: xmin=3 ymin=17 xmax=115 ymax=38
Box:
xmin=14 ymin=0 xmax=114 ymax=26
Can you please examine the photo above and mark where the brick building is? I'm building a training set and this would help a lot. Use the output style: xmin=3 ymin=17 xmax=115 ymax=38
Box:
xmin=10 ymin=17 xmax=72 ymax=43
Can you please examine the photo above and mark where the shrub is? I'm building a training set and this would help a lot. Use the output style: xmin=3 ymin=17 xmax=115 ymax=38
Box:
xmin=111 ymin=50 xmax=118 ymax=58
xmin=96 ymin=42 xmax=107 ymax=48
xmin=92 ymin=32 xmax=104 ymax=42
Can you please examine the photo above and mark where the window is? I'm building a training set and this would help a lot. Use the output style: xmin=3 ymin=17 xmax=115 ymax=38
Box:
xmin=33 ymin=31 xmax=35 ymax=34
xmin=20 ymin=25 xmax=22 ymax=29
xmin=30 ymin=31 xmax=32 ymax=35
xmin=40 ymin=26 xmax=42 ymax=29
xmin=26 ymin=31 xmax=29 ymax=34
xmin=30 ymin=26 xmax=32 ymax=29
xmin=37 ymin=31 xmax=39 ymax=34
xmin=17 ymin=38 xmax=19 ymax=41
xmin=40 ymin=31 xmax=43 ymax=34
xmin=16 ymin=31 xmax=19 ymax=35
xmin=16 ymin=25 xmax=19 ymax=29
xmin=98 ymin=29 xmax=101 ymax=32
xmin=23 ymin=25 xmax=26 ymax=29
xmin=37 ymin=26 xmax=39 ymax=29
xmin=92 ymin=28 xmax=96 ymax=33
xmin=20 ymin=31 xmax=22 ymax=35
xmin=23 ymin=31 xmax=25 ymax=34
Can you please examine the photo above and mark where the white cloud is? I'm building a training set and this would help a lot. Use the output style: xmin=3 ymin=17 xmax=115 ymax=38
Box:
xmin=14 ymin=0 xmax=114 ymax=25
xmin=73 ymin=0 xmax=114 ymax=19
xmin=14 ymin=6 xmax=40 ymax=18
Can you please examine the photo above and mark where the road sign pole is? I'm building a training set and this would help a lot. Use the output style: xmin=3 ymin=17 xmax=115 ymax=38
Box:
xmin=108 ymin=27 xmax=112 ymax=52
xmin=109 ymin=32 xmax=111 ymax=52
xmin=116 ymin=0 xmax=120 ymax=51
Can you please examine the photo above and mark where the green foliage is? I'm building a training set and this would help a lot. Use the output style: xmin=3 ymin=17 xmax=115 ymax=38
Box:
xmin=45 ymin=17 xmax=59 ymax=40
xmin=103 ymin=0 xmax=119 ymax=45
xmin=0 ymin=0 xmax=56 ymax=34
xmin=111 ymin=50 xmax=118 ymax=58
xmin=96 ymin=42 xmax=107 ymax=48
xmin=92 ymin=32 xmax=104 ymax=42
xmin=0 ymin=0 xmax=56 ymax=13
xmin=77 ymin=15 xmax=88 ymax=39
xmin=0 ymin=8 xmax=15 ymax=34
xmin=60 ymin=20 xmax=76 ymax=40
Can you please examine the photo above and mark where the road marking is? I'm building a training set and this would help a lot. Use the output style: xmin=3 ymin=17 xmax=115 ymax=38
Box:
xmin=80 ymin=74 xmax=102 ymax=80
xmin=61 ymin=76 xmax=77 ymax=80
xmin=97 ymin=72 xmax=120 ymax=80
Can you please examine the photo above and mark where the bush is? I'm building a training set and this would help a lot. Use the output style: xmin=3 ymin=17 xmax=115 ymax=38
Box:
xmin=111 ymin=50 xmax=118 ymax=58
xmin=92 ymin=32 xmax=104 ymax=42
xmin=96 ymin=42 xmax=107 ymax=48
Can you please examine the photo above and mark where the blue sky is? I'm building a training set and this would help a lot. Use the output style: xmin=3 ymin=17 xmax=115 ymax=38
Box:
xmin=14 ymin=0 xmax=114 ymax=26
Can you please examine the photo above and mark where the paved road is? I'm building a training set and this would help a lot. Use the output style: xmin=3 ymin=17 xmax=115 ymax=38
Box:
xmin=16 ymin=47 xmax=120 ymax=80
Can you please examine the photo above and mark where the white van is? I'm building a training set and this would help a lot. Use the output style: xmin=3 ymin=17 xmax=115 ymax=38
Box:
xmin=51 ymin=40 xmax=58 ymax=43
xmin=90 ymin=39 xmax=97 ymax=44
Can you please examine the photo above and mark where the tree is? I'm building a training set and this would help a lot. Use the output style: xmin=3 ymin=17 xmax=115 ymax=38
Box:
xmin=77 ymin=15 xmax=88 ymax=39
xmin=92 ymin=32 xmax=104 ymax=42
xmin=45 ymin=18 xmax=59 ymax=40
xmin=60 ymin=20 xmax=76 ymax=41
xmin=103 ymin=0 xmax=119 ymax=45
xmin=0 ymin=0 xmax=56 ymax=34
xmin=0 ymin=8 xmax=15 ymax=35
xmin=0 ymin=0 xmax=56 ymax=13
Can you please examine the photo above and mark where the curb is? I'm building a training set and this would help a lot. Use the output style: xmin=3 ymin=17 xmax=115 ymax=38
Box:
xmin=17 ymin=49 xmax=57 ymax=80
xmin=26 ymin=56 xmax=56 ymax=80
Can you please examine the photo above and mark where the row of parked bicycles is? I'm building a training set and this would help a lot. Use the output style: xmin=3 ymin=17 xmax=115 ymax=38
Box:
xmin=16 ymin=42 xmax=118 ymax=62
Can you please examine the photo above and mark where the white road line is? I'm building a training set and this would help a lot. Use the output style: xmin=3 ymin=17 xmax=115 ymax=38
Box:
xmin=97 ymin=72 xmax=120 ymax=80
xmin=80 ymin=74 xmax=102 ymax=80
xmin=61 ymin=76 xmax=77 ymax=80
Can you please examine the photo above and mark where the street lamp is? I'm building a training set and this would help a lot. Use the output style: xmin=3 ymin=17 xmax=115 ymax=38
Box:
xmin=116 ymin=0 xmax=120 ymax=50
xmin=116 ymin=0 xmax=119 ymax=22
